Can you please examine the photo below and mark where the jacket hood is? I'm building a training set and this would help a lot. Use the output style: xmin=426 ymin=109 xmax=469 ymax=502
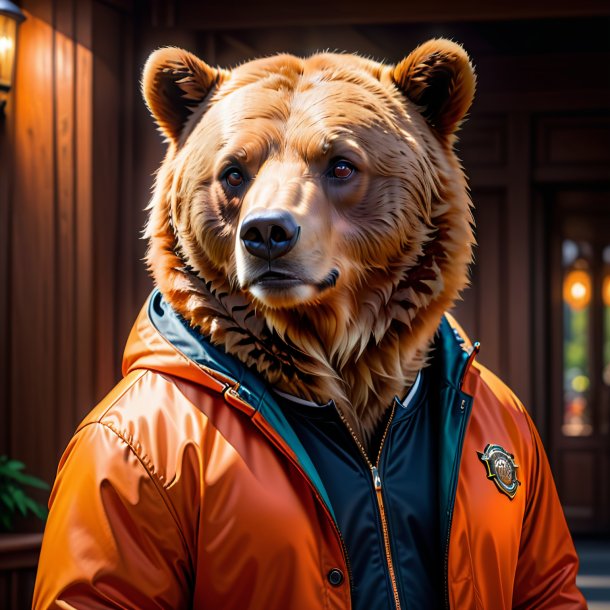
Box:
xmin=123 ymin=290 xmax=276 ymax=408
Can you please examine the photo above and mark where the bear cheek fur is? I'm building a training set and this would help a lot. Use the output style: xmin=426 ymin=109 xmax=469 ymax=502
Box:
xmin=168 ymin=118 xmax=241 ymax=284
xmin=326 ymin=120 xmax=439 ymax=294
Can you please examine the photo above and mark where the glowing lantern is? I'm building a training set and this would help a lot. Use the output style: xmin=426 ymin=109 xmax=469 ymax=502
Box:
xmin=0 ymin=0 xmax=25 ymax=116
xmin=563 ymin=269 xmax=591 ymax=311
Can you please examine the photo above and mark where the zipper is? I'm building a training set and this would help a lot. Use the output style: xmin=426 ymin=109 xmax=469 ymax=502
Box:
xmin=443 ymin=396 xmax=470 ymax=610
xmin=337 ymin=402 xmax=402 ymax=610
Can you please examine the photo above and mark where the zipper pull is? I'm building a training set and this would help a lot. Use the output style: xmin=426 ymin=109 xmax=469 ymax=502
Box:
xmin=371 ymin=466 xmax=382 ymax=491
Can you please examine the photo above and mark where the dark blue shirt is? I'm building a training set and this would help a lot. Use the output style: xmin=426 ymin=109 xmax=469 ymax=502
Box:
xmin=277 ymin=369 xmax=442 ymax=610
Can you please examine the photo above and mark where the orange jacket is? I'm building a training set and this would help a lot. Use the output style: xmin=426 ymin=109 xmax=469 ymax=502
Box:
xmin=33 ymin=293 xmax=586 ymax=609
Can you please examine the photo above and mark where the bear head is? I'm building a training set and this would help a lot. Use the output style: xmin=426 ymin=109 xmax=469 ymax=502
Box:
xmin=142 ymin=39 xmax=476 ymax=445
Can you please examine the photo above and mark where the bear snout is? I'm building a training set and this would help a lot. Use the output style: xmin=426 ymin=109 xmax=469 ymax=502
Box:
xmin=240 ymin=209 xmax=301 ymax=261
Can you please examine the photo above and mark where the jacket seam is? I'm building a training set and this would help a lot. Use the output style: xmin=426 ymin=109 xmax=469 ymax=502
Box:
xmin=77 ymin=419 xmax=193 ymax=568
xmin=77 ymin=369 xmax=149 ymax=432
xmin=84 ymin=370 xmax=199 ymax=495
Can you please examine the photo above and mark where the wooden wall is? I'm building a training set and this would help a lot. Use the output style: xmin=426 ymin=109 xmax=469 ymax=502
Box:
xmin=0 ymin=0 xmax=141 ymax=508
xmin=0 ymin=0 xmax=145 ymax=604
xmin=2 ymin=0 xmax=90 ymax=494
xmin=0 ymin=0 xmax=145 ymax=498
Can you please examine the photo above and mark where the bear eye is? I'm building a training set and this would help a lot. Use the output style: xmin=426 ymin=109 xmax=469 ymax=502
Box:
xmin=223 ymin=168 xmax=245 ymax=188
xmin=329 ymin=160 xmax=356 ymax=181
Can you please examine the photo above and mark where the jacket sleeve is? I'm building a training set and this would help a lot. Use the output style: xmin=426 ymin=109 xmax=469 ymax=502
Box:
xmin=512 ymin=414 xmax=587 ymax=609
xmin=33 ymin=422 xmax=193 ymax=610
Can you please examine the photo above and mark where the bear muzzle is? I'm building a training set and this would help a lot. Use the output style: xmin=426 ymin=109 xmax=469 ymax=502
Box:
xmin=237 ymin=209 xmax=340 ymax=307
xmin=240 ymin=209 xmax=301 ymax=261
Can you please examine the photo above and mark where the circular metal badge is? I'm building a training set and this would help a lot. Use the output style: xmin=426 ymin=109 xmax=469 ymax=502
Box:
xmin=477 ymin=444 xmax=521 ymax=499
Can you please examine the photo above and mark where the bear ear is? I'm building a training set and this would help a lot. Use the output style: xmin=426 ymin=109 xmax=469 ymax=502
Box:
xmin=392 ymin=39 xmax=476 ymax=136
xmin=142 ymin=47 xmax=222 ymax=143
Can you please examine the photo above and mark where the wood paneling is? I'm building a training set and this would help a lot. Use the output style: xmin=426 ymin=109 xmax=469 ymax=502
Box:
xmin=92 ymin=0 xmax=123 ymax=399
xmin=536 ymin=115 xmax=610 ymax=167
xmin=0 ymin=0 xmax=145 ymax=511
xmin=0 ymin=70 xmax=14 ymax=458
xmin=505 ymin=113 xmax=533 ymax=409
xmin=0 ymin=534 xmax=40 ymax=610
xmin=447 ymin=112 xmax=535 ymax=409
xmin=459 ymin=190 xmax=508 ymax=378
xmin=55 ymin=0 xmax=77 ymax=462
xmin=535 ymin=114 xmax=610 ymax=183
xmin=10 ymin=3 xmax=57 ymax=493
xmin=0 ymin=568 xmax=37 ymax=610
xmin=74 ymin=0 xmax=95 ymax=418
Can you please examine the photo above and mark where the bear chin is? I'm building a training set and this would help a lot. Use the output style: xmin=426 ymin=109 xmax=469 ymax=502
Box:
xmin=249 ymin=281 xmax=321 ymax=309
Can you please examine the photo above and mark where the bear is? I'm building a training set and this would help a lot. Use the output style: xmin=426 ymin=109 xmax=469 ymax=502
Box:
xmin=33 ymin=40 xmax=585 ymax=609
xmin=144 ymin=40 xmax=476 ymax=448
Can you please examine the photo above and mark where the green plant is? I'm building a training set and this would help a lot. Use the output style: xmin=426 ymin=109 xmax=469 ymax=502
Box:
xmin=0 ymin=456 xmax=49 ymax=530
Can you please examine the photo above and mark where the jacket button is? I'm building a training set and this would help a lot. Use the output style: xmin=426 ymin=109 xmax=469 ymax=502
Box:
xmin=327 ymin=568 xmax=344 ymax=586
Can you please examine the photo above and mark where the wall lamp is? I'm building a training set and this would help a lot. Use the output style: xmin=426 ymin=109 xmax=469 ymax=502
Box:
xmin=0 ymin=0 xmax=25 ymax=117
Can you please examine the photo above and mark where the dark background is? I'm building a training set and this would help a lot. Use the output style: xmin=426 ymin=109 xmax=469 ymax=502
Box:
xmin=1 ymin=0 xmax=609 ymax=606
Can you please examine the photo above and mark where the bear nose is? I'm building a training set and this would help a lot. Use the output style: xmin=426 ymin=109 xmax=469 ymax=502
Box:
xmin=240 ymin=210 xmax=301 ymax=260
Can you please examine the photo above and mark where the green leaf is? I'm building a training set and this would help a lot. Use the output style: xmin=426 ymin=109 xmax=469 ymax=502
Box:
xmin=0 ymin=456 xmax=50 ymax=528
xmin=11 ymin=487 xmax=28 ymax=516
xmin=3 ymin=459 xmax=26 ymax=472
xmin=23 ymin=495 xmax=48 ymax=521
xmin=0 ymin=490 xmax=16 ymax=512
xmin=8 ymin=470 xmax=50 ymax=490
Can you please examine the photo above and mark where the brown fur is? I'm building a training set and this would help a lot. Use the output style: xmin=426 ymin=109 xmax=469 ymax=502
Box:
xmin=142 ymin=40 xmax=476 ymax=449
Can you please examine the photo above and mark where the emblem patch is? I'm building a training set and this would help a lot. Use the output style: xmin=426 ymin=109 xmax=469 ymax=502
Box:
xmin=477 ymin=444 xmax=521 ymax=499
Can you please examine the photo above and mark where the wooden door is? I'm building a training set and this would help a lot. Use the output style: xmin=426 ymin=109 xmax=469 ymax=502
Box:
xmin=549 ymin=189 xmax=610 ymax=534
